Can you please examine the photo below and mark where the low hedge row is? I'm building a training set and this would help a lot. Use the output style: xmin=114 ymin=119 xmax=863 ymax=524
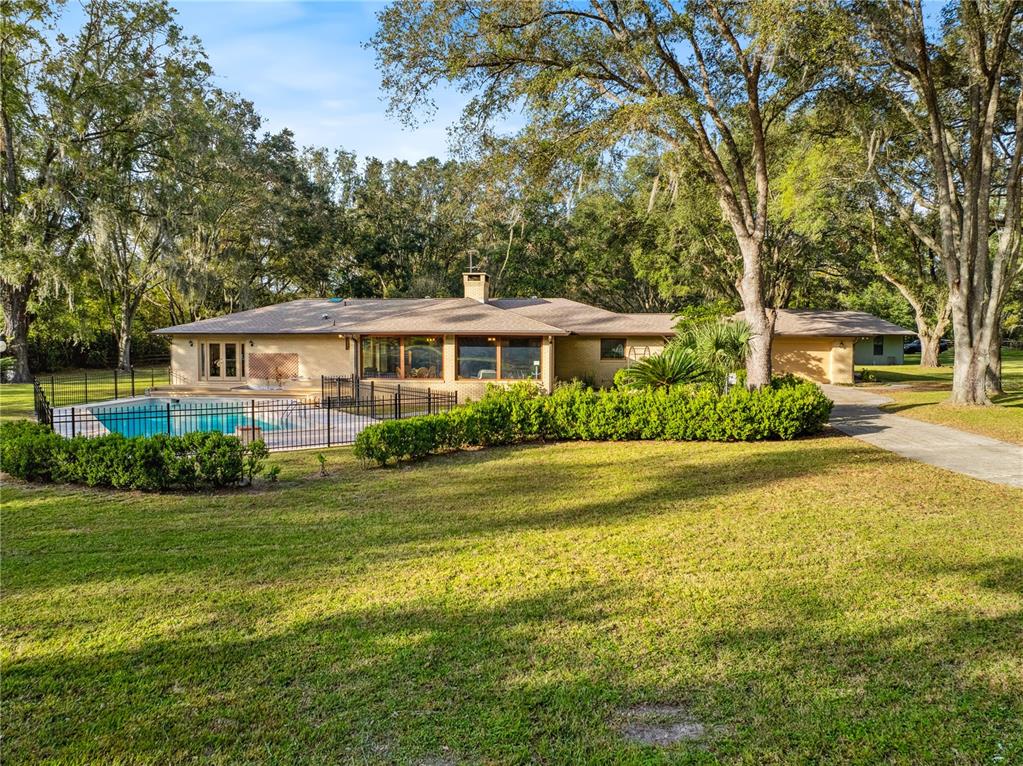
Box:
xmin=0 ymin=420 xmax=267 ymax=491
xmin=353 ymin=377 xmax=833 ymax=465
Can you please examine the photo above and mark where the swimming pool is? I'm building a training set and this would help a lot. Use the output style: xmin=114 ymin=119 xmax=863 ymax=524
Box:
xmin=88 ymin=398 xmax=277 ymax=438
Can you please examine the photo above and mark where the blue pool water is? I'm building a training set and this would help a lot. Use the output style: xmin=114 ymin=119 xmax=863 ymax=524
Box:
xmin=90 ymin=399 xmax=277 ymax=438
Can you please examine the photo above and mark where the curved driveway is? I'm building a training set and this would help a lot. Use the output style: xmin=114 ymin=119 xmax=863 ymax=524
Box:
xmin=822 ymin=384 xmax=1023 ymax=489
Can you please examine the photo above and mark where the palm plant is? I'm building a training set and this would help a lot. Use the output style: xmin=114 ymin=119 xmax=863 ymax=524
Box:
xmin=617 ymin=346 xmax=708 ymax=390
xmin=681 ymin=318 xmax=752 ymax=389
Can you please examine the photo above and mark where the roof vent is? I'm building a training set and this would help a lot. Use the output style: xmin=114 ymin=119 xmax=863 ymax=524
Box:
xmin=321 ymin=313 xmax=330 ymax=320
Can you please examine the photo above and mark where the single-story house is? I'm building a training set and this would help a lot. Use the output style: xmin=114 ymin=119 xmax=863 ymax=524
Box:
xmin=154 ymin=272 xmax=675 ymax=398
xmin=765 ymin=309 xmax=913 ymax=383
xmin=153 ymin=275 xmax=913 ymax=395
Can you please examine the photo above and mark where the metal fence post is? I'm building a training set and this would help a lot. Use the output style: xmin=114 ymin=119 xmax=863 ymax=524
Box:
xmin=131 ymin=367 xmax=136 ymax=397
xmin=250 ymin=399 xmax=256 ymax=431
xmin=71 ymin=407 xmax=76 ymax=437
xmin=396 ymin=384 xmax=402 ymax=419
xmin=427 ymin=388 xmax=432 ymax=415
xmin=326 ymin=396 xmax=331 ymax=447
xmin=370 ymin=381 xmax=375 ymax=418
xmin=166 ymin=402 xmax=172 ymax=435
xmin=83 ymin=370 xmax=88 ymax=404
xmin=50 ymin=375 xmax=55 ymax=404
xmin=114 ymin=368 xmax=119 ymax=400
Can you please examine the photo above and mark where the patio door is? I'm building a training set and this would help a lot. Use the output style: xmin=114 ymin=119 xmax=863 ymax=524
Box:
xmin=203 ymin=342 xmax=245 ymax=380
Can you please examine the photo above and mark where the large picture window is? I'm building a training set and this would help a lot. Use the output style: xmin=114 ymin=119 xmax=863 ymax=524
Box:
xmin=457 ymin=336 xmax=542 ymax=380
xmin=404 ymin=336 xmax=443 ymax=378
xmin=457 ymin=336 xmax=499 ymax=379
xmin=361 ymin=336 xmax=444 ymax=379
xmin=502 ymin=337 xmax=541 ymax=379
xmin=361 ymin=336 xmax=401 ymax=378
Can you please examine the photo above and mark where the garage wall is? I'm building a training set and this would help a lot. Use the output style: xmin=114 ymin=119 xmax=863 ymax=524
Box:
xmin=853 ymin=335 xmax=905 ymax=365
xmin=771 ymin=336 xmax=854 ymax=385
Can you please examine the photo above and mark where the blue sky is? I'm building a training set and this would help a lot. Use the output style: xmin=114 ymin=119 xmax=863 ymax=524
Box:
xmin=172 ymin=1 xmax=465 ymax=160
xmin=64 ymin=1 xmax=469 ymax=161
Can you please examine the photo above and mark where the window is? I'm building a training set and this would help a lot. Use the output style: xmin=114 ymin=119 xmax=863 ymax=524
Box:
xmin=208 ymin=343 xmax=221 ymax=377
xmin=502 ymin=337 xmax=541 ymax=379
xmin=456 ymin=336 xmax=543 ymax=380
xmin=361 ymin=336 xmax=401 ymax=378
xmin=457 ymin=336 xmax=499 ymax=379
xmin=601 ymin=337 xmax=626 ymax=360
xmin=224 ymin=343 xmax=237 ymax=377
xmin=873 ymin=335 xmax=884 ymax=356
xmin=404 ymin=336 xmax=443 ymax=378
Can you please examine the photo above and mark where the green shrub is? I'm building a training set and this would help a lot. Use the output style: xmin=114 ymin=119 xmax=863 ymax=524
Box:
xmin=0 ymin=420 xmax=264 ymax=491
xmin=353 ymin=379 xmax=833 ymax=465
xmin=0 ymin=421 xmax=63 ymax=481
xmin=617 ymin=346 xmax=708 ymax=389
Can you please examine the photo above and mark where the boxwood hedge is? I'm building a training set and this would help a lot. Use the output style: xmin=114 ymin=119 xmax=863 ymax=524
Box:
xmin=0 ymin=420 xmax=267 ymax=491
xmin=354 ymin=377 xmax=833 ymax=465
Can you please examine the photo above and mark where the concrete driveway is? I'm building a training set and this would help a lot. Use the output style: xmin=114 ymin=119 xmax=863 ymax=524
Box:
xmin=822 ymin=384 xmax=1023 ymax=488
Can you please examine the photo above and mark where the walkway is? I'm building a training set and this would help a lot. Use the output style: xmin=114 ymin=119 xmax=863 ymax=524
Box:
xmin=822 ymin=385 xmax=1023 ymax=489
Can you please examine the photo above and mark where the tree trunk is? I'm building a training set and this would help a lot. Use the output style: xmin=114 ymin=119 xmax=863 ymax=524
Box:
xmin=736 ymin=238 xmax=773 ymax=388
xmin=919 ymin=332 xmax=941 ymax=368
xmin=986 ymin=325 xmax=1003 ymax=395
xmin=115 ymin=300 xmax=138 ymax=371
xmin=1 ymin=276 xmax=35 ymax=383
xmin=948 ymin=292 xmax=991 ymax=405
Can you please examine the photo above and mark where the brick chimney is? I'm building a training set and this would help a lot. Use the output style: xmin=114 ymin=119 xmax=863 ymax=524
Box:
xmin=462 ymin=272 xmax=490 ymax=303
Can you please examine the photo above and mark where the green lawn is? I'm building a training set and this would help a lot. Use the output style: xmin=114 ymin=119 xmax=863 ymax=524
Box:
xmin=0 ymin=366 xmax=170 ymax=422
xmin=3 ymin=440 xmax=1021 ymax=764
xmin=0 ymin=383 xmax=34 ymax=421
xmin=862 ymin=349 xmax=1023 ymax=444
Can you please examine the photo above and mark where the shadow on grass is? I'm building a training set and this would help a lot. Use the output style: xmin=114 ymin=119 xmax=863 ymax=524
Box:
xmin=880 ymin=391 xmax=1023 ymax=414
xmin=5 ymin=438 xmax=893 ymax=591
xmin=4 ymin=557 xmax=1022 ymax=763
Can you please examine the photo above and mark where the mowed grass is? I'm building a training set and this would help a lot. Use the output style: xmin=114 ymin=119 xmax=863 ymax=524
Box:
xmin=0 ymin=383 xmax=35 ymax=421
xmin=3 ymin=440 xmax=1022 ymax=764
xmin=862 ymin=350 xmax=1023 ymax=444
xmin=0 ymin=367 xmax=170 ymax=422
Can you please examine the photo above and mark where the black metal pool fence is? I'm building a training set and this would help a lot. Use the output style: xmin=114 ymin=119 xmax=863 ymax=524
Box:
xmin=33 ymin=375 xmax=458 ymax=451
xmin=40 ymin=364 xmax=172 ymax=408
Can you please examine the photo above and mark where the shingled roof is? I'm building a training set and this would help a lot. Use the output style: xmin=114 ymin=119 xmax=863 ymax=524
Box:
xmin=760 ymin=309 xmax=914 ymax=337
xmin=154 ymin=298 xmax=572 ymax=336
xmin=156 ymin=297 xmax=909 ymax=340
xmin=491 ymin=298 xmax=676 ymax=335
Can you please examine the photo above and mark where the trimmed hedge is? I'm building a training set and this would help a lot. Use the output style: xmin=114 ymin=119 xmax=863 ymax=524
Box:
xmin=0 ymin=420 xmax=267 ymax=491
xmin=353 ymin=377 xmax=833 ymax=465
